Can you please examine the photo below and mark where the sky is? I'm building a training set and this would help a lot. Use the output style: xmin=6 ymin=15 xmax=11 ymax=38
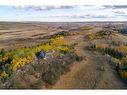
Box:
xmin=0 ymin=5 xmax=127 ymax=22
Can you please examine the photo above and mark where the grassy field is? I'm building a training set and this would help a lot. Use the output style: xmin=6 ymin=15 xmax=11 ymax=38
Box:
xmin=0 ymin=22 xmax=127 ymax=89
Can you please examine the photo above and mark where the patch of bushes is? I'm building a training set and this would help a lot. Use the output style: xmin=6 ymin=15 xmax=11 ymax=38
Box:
xmin=95 ymin=30 xmax=112 ymax=37
xmin=118 ymin=28 xmax=127 ymax=34
xmin=89 ymin=43 xmax=127 ymax=80
xmin=8 ymin=72 xmax=30 ymax=89
xmin=30 ymin=79 xmax=44 ymax=89
xmin=3 ymin=52 xmax=78 ymax=88
xmin=38 ymin=53 xmax=78 ymax=85
xmin=0 ymin=35 xmax=71 ymax=79
xmin=42 ymin=69 xmax=60 ymax=85
xmin=54 ymin=31 xmax=69 ymax=36
xmin=85 ymin=32 xmax=95 ymax=41
xmin=90 ymin=44 xmax=125 ymax=59
xmin=41 ymin=60 xmax=70 ymax=85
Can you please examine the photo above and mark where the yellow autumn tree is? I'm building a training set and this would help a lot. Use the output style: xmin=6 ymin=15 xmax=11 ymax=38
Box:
xmin=86 ymin=32 xmax=94 ymax=41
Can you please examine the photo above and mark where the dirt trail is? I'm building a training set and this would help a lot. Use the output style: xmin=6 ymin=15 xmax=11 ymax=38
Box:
xmin=52 ymin=36 xmax=127 ymax=89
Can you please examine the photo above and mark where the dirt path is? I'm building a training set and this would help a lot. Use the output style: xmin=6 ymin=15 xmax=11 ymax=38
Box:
xmin=52 ymin=36 xmax=127 ymax=89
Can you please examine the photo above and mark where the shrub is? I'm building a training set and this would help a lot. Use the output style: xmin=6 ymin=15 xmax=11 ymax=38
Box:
xmin=0 ymin=71 xmax=8 ymax=78
xmin=41 ymin=62 xmax=70 ymax=85
xmin=86 ymin=32 xmax=95 ymax=41
xmin=25 ymin=65 xmax=36 ymax=75
xmin=75 ymin=55 xmax=84 ymax=62
xmin=8 ymin=73 xmax=30 ymax=89
xmin=42 ymin=70 xmax=60 ymax=85
xmin=30 ymin=79 xmax=44 ymax=89
xmin=119 ymin=70 xmax=127 ymax=79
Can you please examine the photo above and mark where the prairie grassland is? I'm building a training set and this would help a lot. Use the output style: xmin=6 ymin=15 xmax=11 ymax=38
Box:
xmin=0 ymin=22 xmax=127 ymax=89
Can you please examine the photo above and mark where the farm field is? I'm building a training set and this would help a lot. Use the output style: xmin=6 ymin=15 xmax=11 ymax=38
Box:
xmin=0 ymin=22 xmax=127 ymax=89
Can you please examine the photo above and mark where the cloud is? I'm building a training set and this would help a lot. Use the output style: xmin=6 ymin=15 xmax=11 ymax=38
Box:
xmin=114 ymin=12 xmax=127 ymax=18
xmin=13 ymin=5 xmax=75 ymax=11
xmin=101 ymin=5 xmax=113 ymax=9
xmin=12 ymin=5 xmax=116 ymax=19
xmin=113 ymin=5 xmax=127 ymax=9
xmin=101 ymin=5 xmax=127 ymax=10
xmin=12 ymin=5 xmax=97 ymax=11
xmin=114 ymin=11 xmax=125 ymax=14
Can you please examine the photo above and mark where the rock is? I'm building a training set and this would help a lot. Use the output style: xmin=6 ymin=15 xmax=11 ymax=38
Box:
xmin=36 ymin=51 xmax=46 ymax=59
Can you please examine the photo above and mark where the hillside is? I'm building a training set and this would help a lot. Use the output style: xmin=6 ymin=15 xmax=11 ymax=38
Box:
xmin=0 ymin=22 xmax=127 ymax=89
